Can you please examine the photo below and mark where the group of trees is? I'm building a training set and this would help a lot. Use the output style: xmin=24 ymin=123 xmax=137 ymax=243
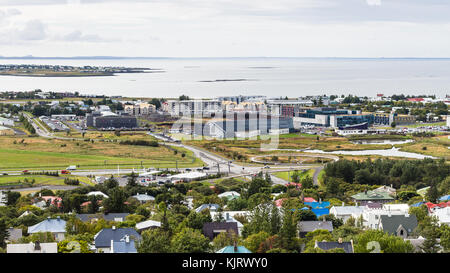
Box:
xmin=19 ymin=114 xmax=36 ymax=134
xmin=324 ymin=158 xmax=449 ymax=190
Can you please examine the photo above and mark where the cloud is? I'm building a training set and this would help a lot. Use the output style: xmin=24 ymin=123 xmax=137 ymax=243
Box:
xmin=57 ymin=30 xmax=119 ymax=42
xmin=366 ymin=0 xmax=382 ymax=6
xmin=17 ymin=19 xmax=47 ymax=40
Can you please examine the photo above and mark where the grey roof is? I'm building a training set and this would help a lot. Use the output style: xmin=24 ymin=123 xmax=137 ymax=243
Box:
xmin=28 ymin=218 xmax=66 ymax=234
xmin=195 ymin=204 xmax=220 ymax=213
xmin=136 ymin=220 xmax=161 ymax=230
xmin=330 ymin=206 xmax=364 ymax=215
xmin=316 ymin=241 xmax=353 ymax=253
xmin=94 ymin=228 xmax=141 ymax=248
xmin=298 ymin=221 xmax=333 ymax=233
xmin=7 ymin=242 xmax=58 ymax=253
xmin=7 ymin=228 xmax=23 ymax=242
xmin=76 ymin=213 xmax=130 ymax=222
xmin=112 ymin=241 xmax=137 ymax=253
xmin=131 ymin=193 xmax=155 ymax=202
xmin=380 ymin=214 xmax=418 ymax=235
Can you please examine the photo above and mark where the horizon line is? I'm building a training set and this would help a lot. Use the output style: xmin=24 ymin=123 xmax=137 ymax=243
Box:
xmin=2 ymin=56 xmax=450 ymax=60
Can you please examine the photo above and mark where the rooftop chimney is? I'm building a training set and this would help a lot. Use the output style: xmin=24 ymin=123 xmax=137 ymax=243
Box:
xmin=34 ymin=241 xmax=41 ymax=251
xmin=233 ymin=241 xmax=238 ymax=252
xmin=112 ymin=226 xmax=116 ymax=230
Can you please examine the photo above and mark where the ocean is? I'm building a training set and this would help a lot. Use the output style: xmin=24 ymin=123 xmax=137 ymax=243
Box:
xmin=0 ymin=57 xmax=449 ymax=98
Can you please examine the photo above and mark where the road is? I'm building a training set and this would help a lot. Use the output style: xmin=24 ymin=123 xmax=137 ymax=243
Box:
xmin=17 ymin=113 xmax=336 ymax=187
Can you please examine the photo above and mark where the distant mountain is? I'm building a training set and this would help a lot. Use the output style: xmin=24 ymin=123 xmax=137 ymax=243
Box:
xmin=0 ymin=56 xmax=172 ymax=60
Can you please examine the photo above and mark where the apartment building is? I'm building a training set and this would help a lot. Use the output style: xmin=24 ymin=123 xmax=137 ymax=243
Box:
xmin=124 ymin=103 xmax=156 ymax=116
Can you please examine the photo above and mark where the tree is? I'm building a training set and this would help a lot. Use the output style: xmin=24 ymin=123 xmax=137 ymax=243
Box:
xmin=58 ymin=239 xmax=92 ymax=253
xmin=6 ymin=191 xmax=21 ymax=206
xmin=300 ymin=176 xmax=314 ymax=189
xmin=170 ymin=228 xmax=210 ymax=253
xmin=179 ymin=95 xmax=190 ymax=101
xmin=137 ymin=229 xmax=172 ymax=253
xmin=212 ymin=230 xmax=238 ymax=252
xmin=419 ymin=216 xmax=441 ymax=253
xmin=279 ymin=209 xmax=299 ymax=252
xmin=354 ymin=230 xmax=414 ymax=253
xmin=0 ymin=218 xmax=9 ymax=248
xmin=440 ymin=224 xmax=450 ymax=253
xmin=126 ymin=172 xmax=138 ymax=187
xmin=103 ymin=188 xmax=127 ymax=213
xmin=183 ymin=211 xmax=212 ymax=230
xmin=244 ymin=231 xmax=270 ymax=253
xmin=242 ymin=203 xmax=272 ymax=237
xmin=426 ymin=183 xmax=440 ymax=203
xmin=270 ymin=205 xmax=281 ymax=235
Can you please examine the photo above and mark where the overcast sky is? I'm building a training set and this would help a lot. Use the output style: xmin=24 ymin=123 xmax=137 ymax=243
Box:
xmin=1 ymin=0 xmax=450 ymax=57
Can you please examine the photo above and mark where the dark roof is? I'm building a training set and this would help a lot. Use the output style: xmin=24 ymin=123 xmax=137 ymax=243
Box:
xmin=202 ymin=222 xmax=239 ymax=240
xmin=379 ymin=214 xmax=418 ymax=235
xmin=316 ymin=241 xmax=353 ymax=253
xmin=94 ymin=228 xmax=141 ymax=248
xmin=76 ymin=213 xmax=130 ymax=222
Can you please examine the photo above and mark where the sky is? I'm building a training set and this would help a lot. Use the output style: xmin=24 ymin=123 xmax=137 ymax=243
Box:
xmin=1 ymin=0 xmax=450 ymax=57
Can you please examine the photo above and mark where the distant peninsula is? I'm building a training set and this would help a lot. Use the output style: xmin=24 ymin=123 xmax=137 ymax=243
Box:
xmin=0 ymin=64 xmax=164 ymax=77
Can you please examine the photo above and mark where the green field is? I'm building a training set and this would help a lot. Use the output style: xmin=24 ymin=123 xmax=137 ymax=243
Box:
xmin=273 ymin=169 xmax=315 ymax=182
xmin=0 ymin=147 xmax=203 ymax=171
xmin=0 ymin=174 xmax=95 ymax=187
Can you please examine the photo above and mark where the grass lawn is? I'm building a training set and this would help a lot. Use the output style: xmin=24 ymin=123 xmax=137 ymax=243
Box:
xmin=400 ymin=121 xmax=446 ymax=128
xmin=398 ymin=134 xmax=450 ymax=158
xmin=317 ymin=169 xmax=326 ymax=188
xmin=186 ymin=134 xmax=395 ymax=163
xmin=0 ymin=174 xmax=93 ymax=187
xmin=273 ymin=169 xmax=315 ymax=182
xmin=0 ymin=136 xmax=203 ymax=170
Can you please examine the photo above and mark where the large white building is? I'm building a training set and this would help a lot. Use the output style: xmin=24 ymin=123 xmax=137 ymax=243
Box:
xmin=163 ymin=100 xmax=222 ymax=116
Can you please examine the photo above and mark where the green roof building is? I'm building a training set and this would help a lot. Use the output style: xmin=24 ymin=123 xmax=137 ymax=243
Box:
xmin=351 ymin=190 xmax=394 ymax=205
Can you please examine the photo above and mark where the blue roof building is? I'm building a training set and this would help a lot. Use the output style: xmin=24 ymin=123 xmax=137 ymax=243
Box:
xmin=304 ymin=201 xmax=330 ymax=209
xmin=94 ymin=227 xmax=141 ymax=253
xmin=439 ymin=195 xmax=450 ymax=201
xmin=411 ymin=202 xmax=425 ymax=207
xmin=311 ymin=208 xmax=330 ymax=218
xmin=112 ymin=240 xmax=138 ymax=253
xmin=27 ymin=217 xmax=67 ymax=241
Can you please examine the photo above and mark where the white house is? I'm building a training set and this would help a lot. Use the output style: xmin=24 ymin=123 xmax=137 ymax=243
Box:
xmin=329 ymin=205 xmax=365 ymax=223
xmin=432 ymin=207 xmax=450 ymax=226
xmin=7 ymin=242 xmax=58 ymax=253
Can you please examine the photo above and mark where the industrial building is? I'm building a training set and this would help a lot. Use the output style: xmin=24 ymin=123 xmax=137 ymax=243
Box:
xmin=86 ymin=111 xmax=137 ymax=129
xmin=294 ymin=107 xmax=416 ymax=128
